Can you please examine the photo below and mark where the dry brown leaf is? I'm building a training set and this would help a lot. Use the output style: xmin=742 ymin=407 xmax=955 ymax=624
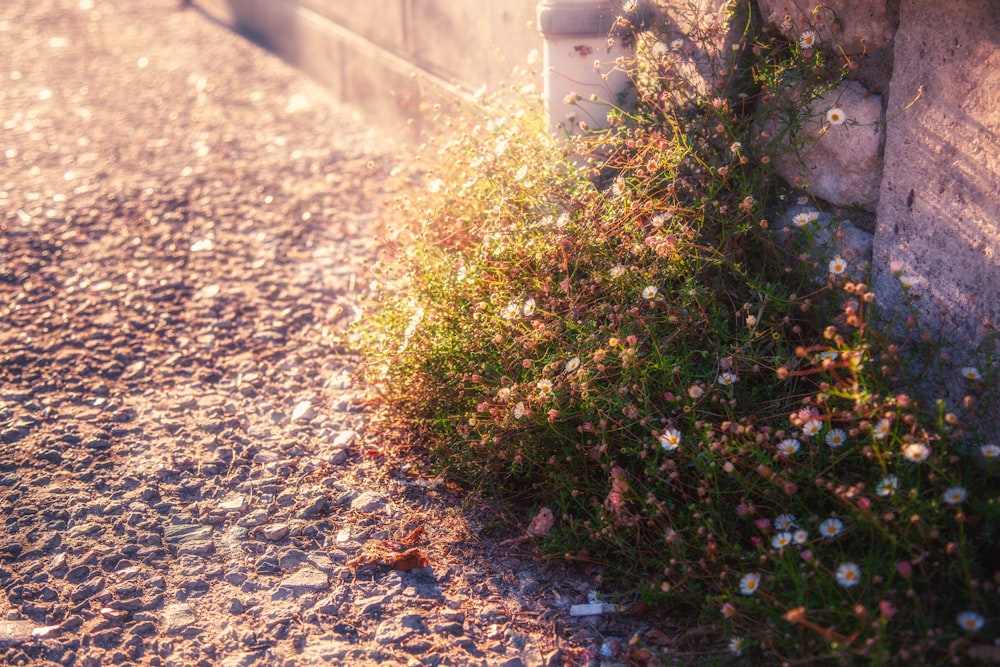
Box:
xmin=388 ymin=547 xmax=429 ymax=571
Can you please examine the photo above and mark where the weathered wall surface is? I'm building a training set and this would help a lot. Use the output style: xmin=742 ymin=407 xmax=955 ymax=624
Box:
xmin=871 ymin=0 xmax=1000 ymax=354
xmin=201 ymin=0 xmax=539 ymax=134
xmin=749 ymin=0 xmax=1000 ymax=361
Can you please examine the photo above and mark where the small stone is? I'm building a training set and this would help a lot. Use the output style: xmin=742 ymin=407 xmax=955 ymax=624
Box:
xmin=84 ymin=438 xmax=112 ymax=451
xmin=48 ymin=552 xmax=67 ymax=572
xmin=278 ymin=549 xmax=308 ymax=571
xmin=260 ymin=524 xmax=289 ymax=541
xmin=278 ymin=567 xmax=328 ymax=593
xmin=162 ymin=603 xmax=196 ymax=635
xmin=296 ymin=497 xmax=327 ymax=519
xmin=433 ymin=622 xmax=464 ymax=636
xmin=69 ymin=576 xmax=105 ymax=602
xmin=374 ymin=614 xmax=424 ymax=646
xmin=163 ymin=524 xmax=213 ymax=544
xmin=225 ymin=571 xmax=247 ymax=586
xmin=177 ymin=541 xmax=215 ymax=557
xmin=129 ymin=621 xmax=156 ymax=637
xmin=238 ymin=510 xmax=268 ymax=528
xmin=100 ymin=608 xmax=129 ymax=621
xmin=349 ymin=491 xmax=386 ymax=513
xmin=290 ymin=400 xmax=314 ymax=422
xmin=218 ymin=496 xmax=248 ymax=513
xmin=332 ymin=430 xmax=355 ymax=448
xmin=65 ymin=565 xmax=90 ymax=584
xmin=30 ymin=624 xmax=60 ymax=639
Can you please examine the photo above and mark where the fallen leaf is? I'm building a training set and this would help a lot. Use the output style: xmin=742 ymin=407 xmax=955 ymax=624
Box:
xmin=388 ymin=548 xmax=429 ymax=571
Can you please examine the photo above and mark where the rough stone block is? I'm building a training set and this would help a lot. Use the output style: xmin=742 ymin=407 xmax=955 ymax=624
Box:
xmin=756 ymin=0 xmax=895 ymax=54
xmin=766 ymin=80 xmax=884 ymax=209
xmin=872 ymin=0 xmax=1000 ymax=354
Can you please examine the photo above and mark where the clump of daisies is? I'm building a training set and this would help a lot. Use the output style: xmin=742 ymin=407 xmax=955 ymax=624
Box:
xmin=356 ymin=3 xmax=998 ymax=665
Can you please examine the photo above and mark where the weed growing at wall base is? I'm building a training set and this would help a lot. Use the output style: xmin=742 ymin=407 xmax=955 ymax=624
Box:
xmin=356 ymin=2 xmax=998 ymax=664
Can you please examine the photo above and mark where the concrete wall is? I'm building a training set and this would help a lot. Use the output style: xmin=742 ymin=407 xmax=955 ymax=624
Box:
xmin=197 ymin=0 xmax=540 ymax=136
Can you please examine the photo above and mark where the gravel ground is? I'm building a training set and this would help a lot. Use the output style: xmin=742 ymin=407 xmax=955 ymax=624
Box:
xmin=0 ymin=1 xmax=713 ymax=666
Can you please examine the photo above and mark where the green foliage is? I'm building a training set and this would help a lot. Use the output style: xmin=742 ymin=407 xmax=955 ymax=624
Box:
xmin=355 ymin=2 xmax=998 ymax=664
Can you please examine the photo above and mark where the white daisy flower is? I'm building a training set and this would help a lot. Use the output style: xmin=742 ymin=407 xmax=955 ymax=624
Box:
xmin=522 ymin=298 xmax=536 ymax=317
xmin=957 ymin=611 xmax=985 ymax=633
xmin=774 ymin=514 xmax=796 ymax=530
xmin=835 ymin=562 xmax=861 ymax=588
xmin=793 ymin=529 xmax=809 ymax=544
xmin=503 ymin=302 xmax=520 ymax=319
xmin=642 ymin=285 xmax=658 ymax=300
xmin=536 ymin=378 xmax=553 ymax=396
xmin=826 ymin=107 xmax=846 ymax=125
xmin=791 ymin=210 xmax=819 ymax=227
xmin=610 ymin=265 xmax=625 ymax=278
xmin=829 ymin=256 xmax=848 ymax=275
xmin=902 ymin=442 xmax=930 ymax=462
xmin=729 ymin=636 xmax=745 ymax=656
xmin=825 ymin=429 xmax=848 ymax=448
xmin=819 ymin=518 xmax=843 ymax=538
xmin=981 ymin=444 xmax=1000 ymax=458
xmin=961 ymin=366 xmax=983 ymax=381
xmin=771 ymin=532 xmax=793 ymax=549
xmin=803 ymin=419 xmax=823 ymax=436
xmin=876 ymin=475 xmax=899 ymax=497
xmin=777 ymin=438 xmax=800 ymax=456
xmin=872 ymin=418 xmax=891 ymax=440
xmin=659 ymin=428 xmax=682 ymax=452
xmin=718 ymin=371 xmax=737 ymax=386
xmin=739 ymin=572 xmax=761 ymax=596
xmin=799 ymin=30 xmax=817 ymax=49
xmin=942 ymin=486 xmax=968 ymax=505
xmin=564 ymin=357 xmax=581 ymax=373
xmin=513 ymin=402 xmax=526 ymax=419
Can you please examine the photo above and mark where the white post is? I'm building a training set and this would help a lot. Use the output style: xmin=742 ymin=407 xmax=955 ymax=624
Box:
xmin=536 ymin=0 xmax=635 ymax=134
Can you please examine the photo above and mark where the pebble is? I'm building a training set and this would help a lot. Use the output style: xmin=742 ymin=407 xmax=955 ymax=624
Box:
xmin=161 ymin=603 xmax=196 ymax=635
xmin=349 ymin=491 xmax=387 ymax=513
xmin=278 ymin=567 xmax=328 ymax=593
xmin=0 ymin=620 xmax=33 ymax=646
xmin=374 ymin=614 xmax=425 ymax=646
xmin=259 ymin=524 xmax=289 ymax=541
xmin=163 ymin=525 xmax=213 ymax=544
xmin=218 ymin=496 xmax=248 ymax=513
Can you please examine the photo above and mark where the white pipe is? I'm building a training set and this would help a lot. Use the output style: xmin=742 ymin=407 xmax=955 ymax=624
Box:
xmin=536 ymin=0 xmax=636 ymax=134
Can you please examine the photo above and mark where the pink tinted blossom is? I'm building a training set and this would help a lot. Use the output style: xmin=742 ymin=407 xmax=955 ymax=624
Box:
xmin=755 ymin=518 xmax=771 ymax=531
xmin=897 ymin=561 xmax=913 ymax=577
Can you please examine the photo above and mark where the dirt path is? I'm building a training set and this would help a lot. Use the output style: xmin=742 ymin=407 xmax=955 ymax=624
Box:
xmin=0 ymin=1 xmax=684 ymax=665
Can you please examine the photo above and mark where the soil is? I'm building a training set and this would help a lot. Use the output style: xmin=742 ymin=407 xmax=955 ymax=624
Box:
xmin=0 ymin=1 xmax=721 ymax=665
